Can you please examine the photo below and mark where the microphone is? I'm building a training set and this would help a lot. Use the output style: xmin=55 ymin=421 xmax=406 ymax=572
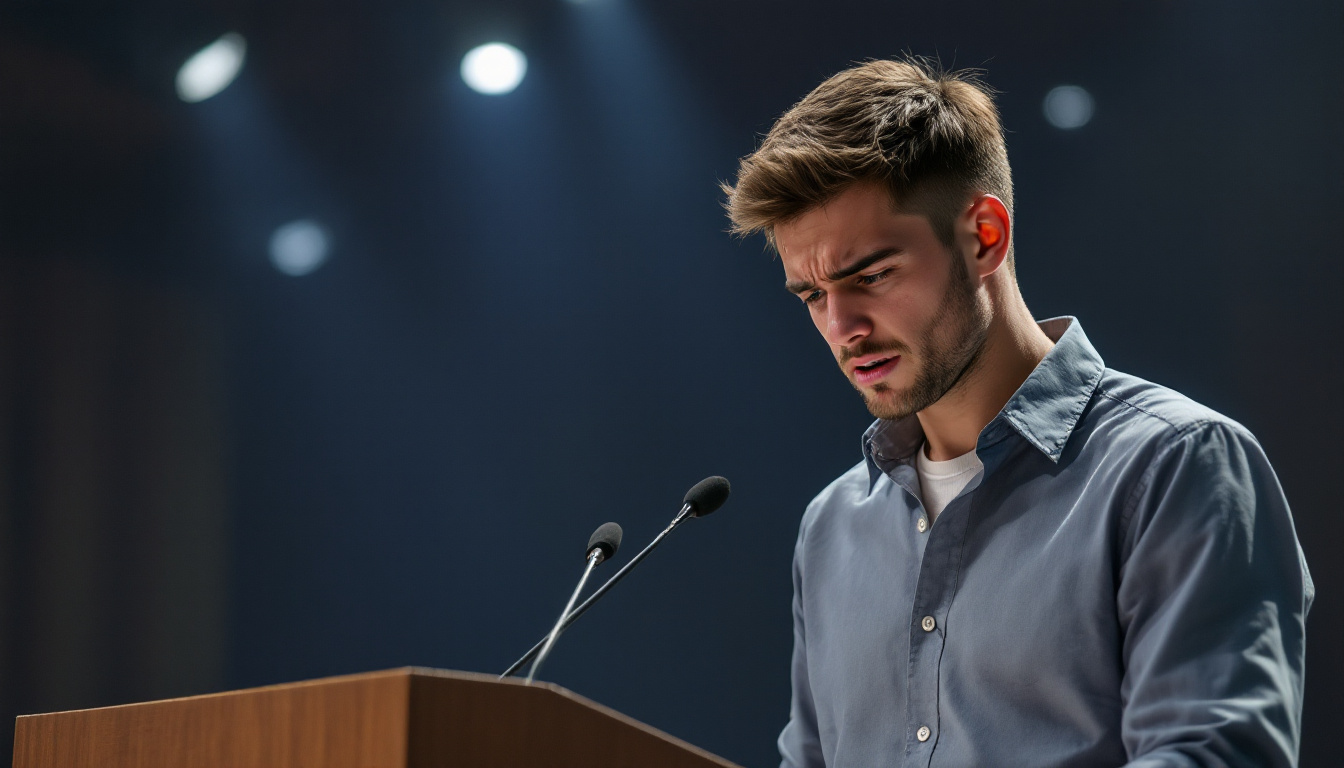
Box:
xmin=502 ymin=476 xmax=731 ymax=679
xmin=587 ymin=521 xmax=623 ymax=561
xmin=683 ymin=475 xmax=731 ymax=517
xmin=524 ymin=522 xmax=623 ymax=684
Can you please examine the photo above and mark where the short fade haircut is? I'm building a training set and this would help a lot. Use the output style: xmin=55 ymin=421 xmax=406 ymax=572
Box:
xmin=723 ymin=57 xmax=1014 ymax=265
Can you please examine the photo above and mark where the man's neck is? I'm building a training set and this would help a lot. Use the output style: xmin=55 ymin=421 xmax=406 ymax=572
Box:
xmin=917 ymin=299 xmax=1054 ymax=462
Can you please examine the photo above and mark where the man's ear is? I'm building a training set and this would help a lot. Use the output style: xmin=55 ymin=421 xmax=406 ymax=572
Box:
xmin=961 ymin=195 xmax=1011 ymax=279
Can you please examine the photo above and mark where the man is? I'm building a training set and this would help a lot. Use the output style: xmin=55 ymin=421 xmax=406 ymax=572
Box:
xmin=723 ymin=59 xmax=1313 ymax=767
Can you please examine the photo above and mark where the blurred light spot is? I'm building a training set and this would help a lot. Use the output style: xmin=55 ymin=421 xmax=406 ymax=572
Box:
xmin=176 ymin=33 xmax=247 ymax=103
xmin=269 ymin=220 xmax=329 ymax=276
xmin=461 ymin=43 xmax=527 ymax=95
xmin=1043 ymin=85 xmax=1095 ymax=130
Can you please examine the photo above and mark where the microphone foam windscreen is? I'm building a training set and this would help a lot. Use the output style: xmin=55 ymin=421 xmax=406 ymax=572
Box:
xmin=587 ymin=522 xmax=623 ymax=560
xmin=684 ymin=476 xmax=731 ymax=517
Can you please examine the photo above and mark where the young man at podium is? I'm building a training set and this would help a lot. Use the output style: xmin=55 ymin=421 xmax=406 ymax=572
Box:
xmin=723 ymin=59 xmax=1313 ymax=768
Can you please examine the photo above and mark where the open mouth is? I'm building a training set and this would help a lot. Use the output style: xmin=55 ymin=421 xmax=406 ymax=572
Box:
xmin=852 ymin=355 xmax=900 ymax=385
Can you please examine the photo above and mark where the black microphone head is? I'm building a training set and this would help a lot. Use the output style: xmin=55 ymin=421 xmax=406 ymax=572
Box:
xmin=684 ymin=476 xmax=731 ymax=517
xmin=587 ymin=522 xmax=623 ymax=561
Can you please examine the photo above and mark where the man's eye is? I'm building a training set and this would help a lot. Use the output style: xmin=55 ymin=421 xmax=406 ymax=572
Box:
xmin=857 ymin=269 xmax=892 ymax=285
xmin=802 ymin=290 xmax=823 ymax=305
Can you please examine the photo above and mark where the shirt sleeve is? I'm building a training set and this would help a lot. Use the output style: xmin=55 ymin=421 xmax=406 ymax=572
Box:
xmin=1116 ymin=421 xmax=1314 ymax=768
xmin=778 ymin=511 xmax=825 ymax=768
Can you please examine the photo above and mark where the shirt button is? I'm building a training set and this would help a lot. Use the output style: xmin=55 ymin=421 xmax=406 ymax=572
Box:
xmin=917 ymin=725 xmax=931 ymax=742
xmin=916 ymin=516 xmax=928 ymax=533
xmin=921 ymin=615 xmax=936 ymax=632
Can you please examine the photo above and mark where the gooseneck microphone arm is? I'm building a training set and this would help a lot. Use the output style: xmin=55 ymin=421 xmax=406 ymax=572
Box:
xmin=519 ymin=521 xmax=622 ymax=684
xmin=525 ymin=547 xmax=604 ymax=684
xmin=504 ymin=504 xmax=693 ymax=680
xmin=501 ymin=476 xmax=730 ymax=679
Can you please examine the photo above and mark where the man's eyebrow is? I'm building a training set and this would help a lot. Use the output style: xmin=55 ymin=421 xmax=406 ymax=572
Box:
xmin=784 ymin=249 xmax=901 ymax=294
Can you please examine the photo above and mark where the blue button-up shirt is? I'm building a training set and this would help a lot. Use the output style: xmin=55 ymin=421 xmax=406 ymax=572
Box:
xmin=779 ymin=317 xmax=1313 ymax=768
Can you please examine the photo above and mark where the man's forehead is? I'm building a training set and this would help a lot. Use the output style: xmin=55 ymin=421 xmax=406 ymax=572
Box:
xmin=776 ymin=192 xmax=867 ymax=252
xmin=776 ymin=184 xmax=927 ymax=267
xmin=776 ymin=210 xmax=870 ymax=279
xmin=777 ymin=237 xmax=856 ymax=278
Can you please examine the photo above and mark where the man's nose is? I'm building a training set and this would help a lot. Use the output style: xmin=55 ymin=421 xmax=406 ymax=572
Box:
xmin=821 ymin=295 xmax=872 ymax=348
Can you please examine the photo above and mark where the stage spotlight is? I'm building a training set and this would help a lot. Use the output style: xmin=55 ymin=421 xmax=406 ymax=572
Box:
xmin=269 ymin=219 xmax=330 ymax=276
xmin=1043 ymin=85 xmax=1094 ymax=130
xmin=461 ymin=43 xmax=527 ymax=95
xmin=176 ymin=33 xmax=247 ymax=103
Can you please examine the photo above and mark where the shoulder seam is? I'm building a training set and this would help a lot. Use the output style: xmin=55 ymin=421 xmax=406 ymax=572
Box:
xmin=1094 ymin=387 xmax=1223 ymax=440
xmin=1114 ymin=419 xmax=1244 ymax=542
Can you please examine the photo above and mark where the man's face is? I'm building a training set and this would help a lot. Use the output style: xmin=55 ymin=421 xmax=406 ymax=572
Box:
xmin=776 ymin=181 xmax=990 ymax=420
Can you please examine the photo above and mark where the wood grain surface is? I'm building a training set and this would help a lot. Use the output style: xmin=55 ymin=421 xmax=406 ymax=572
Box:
xmin=407 ymin=668 xmax=740 ymax=768
xmin=12 ymin=667 xmax=742 ymax=768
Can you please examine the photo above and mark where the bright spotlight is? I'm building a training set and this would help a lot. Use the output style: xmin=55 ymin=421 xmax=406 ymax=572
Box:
xmin=176 ymin=33 xmax=247 ymax=103
xmin=269 ymin=220 xmax=330 ymax=276
xmin=461 ymin=43 xmax=527 ymax=95
xmin=1043 ymin=85 xmax=1095 ymax=130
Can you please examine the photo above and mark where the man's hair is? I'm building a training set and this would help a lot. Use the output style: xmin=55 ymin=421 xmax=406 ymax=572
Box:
xmin=723 ymin=57 xmax=1013 ymax=263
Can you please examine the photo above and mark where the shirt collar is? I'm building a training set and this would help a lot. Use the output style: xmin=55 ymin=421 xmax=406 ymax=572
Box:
xmin=863 ymin=316 xmax=1105 ymax=489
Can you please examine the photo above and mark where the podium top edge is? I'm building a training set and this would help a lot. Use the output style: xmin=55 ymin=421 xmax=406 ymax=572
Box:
xmin=15 ymin=667 xmax=743 ymax=768
xmin=14 ymin=667 xmax=560 ymax=721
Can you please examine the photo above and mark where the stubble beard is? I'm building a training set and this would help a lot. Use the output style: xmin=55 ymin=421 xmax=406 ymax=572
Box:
xmin=848 ymin=253 xmax=991 ymax=421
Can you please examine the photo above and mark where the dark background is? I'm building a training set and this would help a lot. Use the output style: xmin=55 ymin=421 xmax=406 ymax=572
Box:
xmin=0 ymin=0 xmax=1339 ymax=765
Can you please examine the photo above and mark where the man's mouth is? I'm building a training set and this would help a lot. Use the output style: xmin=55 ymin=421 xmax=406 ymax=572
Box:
xmin=851 ymin=355 xmax=900 ymax=385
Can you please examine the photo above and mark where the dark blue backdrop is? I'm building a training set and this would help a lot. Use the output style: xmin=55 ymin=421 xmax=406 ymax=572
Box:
xmin=0 ymin=1 xmax=1339 ymax=766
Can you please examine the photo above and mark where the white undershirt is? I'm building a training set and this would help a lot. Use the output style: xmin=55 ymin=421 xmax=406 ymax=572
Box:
xmin=916 ymin=442 xmax=983 ymax=522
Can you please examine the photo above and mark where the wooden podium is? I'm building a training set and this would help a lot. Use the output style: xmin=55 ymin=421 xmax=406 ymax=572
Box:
xmin=12 ymin=667 xmax=742 ymax=768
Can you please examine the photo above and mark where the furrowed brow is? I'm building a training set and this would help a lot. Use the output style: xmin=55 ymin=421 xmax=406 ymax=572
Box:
xmin=783 ymin=249 xmax=900 ymax=295
xmin=827 ymin=249 xmax=900 ymax=281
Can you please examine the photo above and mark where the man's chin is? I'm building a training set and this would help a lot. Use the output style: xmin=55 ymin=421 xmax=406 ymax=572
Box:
xmin=860 ymin=384 xmax=917 ymax=421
